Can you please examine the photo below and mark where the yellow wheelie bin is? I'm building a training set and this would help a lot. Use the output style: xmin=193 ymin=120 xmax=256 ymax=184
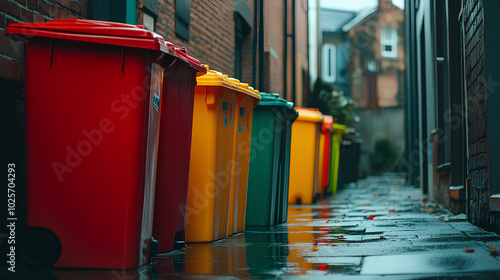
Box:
xmin=186 ymin=66 xmax=240 ymax=242
xmin=328 ymin=123 xmax=347 ymax=194
xmin=228 ymin=80 xmax=261 ymax=235
xmin=316 ymin=124 xmax=326 ymax=200
xmin=288 ymin=108 xmax=323 ymax=204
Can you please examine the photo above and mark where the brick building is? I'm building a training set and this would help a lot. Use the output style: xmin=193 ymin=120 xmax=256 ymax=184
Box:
xmin=405 ymin=0 xmax=500 ymax=231
xmin=319 ymin=0 xmax=405 ymax=175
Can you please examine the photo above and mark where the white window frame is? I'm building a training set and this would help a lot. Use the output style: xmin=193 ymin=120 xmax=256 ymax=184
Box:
xmin=322 ymin=44 xmax=336 ymax=83
xmin=381 ymin=28 xmax=398 ymax=58
xmin=366 ymin=59 xmax=378 ymax=72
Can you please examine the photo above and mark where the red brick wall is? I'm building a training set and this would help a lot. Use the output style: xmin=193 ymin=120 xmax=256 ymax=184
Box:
xmin=150 ymin=0 xmax=236 ymax=78
xmin=1 ymin=0 xmax=88 ymax=82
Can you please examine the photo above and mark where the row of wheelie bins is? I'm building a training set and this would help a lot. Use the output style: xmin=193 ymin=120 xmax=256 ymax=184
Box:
xmin=286 ymin=109 xmax=363 ymax=203
xmin=6 ymin=18 xmax=360 ymax=270
xmin=286 ymin=108 xmax=353 ymax=205
xmin=5 ymin=19 xmax=302 ymax=270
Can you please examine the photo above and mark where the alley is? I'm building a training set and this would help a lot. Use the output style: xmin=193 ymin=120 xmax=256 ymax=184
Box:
xmin=6 ymin=175 xmax=500 ymax=279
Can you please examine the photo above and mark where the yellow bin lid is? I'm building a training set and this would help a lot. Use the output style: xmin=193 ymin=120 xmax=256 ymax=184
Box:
xmin=294 ymin=107 xmax=323 ymax=123
xmin=197 ymin=65 xmax=260 ymax=99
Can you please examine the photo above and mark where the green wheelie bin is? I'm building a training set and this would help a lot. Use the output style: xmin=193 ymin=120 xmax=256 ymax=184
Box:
xmin=246 ymin=93 xmax=298 ymax=226
xmin=277 ymin=102 xmax=299 ymax=223
xmin=328 ymin=123 xmax=346 ymax=195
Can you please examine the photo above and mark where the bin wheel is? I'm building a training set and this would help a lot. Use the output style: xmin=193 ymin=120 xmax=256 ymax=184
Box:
xmin=150 ymin=237 xmax=159 ymax=258
xmin=21 ymin=227 xmax=61 ymax=268
xmin=295 ymin=198 xmax=302 ymax=205
xmin=322 ymin=187 xmax=329 ymax=198
xmin=313 ymin=194 xmax=321 ymax=204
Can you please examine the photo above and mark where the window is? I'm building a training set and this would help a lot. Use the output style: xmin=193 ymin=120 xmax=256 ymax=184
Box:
xmin=143 ymin=12 xmax=155 ymax=31
xmin=322 ymin=44 xmax=336 ymax=83
xmin=176 ymin=0 xmax=191 ymax=41
xmin=366 ymin=59 xmax=378 ymax=72
xmin=142 ymin=0 xmax=158 ymax=31
xmin=381 ymin=28 xmax=398 ymax=58
xmin=89 ymin=0 xmax=138 ymax=25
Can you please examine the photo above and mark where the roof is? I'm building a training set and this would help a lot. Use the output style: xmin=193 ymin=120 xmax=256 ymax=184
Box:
xmin=341 ymin=5 xmax=378 ymax=32
xmin=321 ymin=9 xmax=356 ymax=33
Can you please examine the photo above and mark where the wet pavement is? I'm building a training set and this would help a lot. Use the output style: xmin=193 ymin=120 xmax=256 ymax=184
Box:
xmin=5 ymin=175 xmax=500 ymax=279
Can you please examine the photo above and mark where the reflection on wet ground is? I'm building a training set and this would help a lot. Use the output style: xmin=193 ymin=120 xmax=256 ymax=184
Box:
xmin=4 ymin=175 xmax=500 ymax=279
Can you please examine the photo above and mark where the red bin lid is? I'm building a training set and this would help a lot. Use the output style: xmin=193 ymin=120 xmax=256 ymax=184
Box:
xmin=322 ymin=115 xmax=334 ymax=132
xmin=6 ymin=19 xmax=207 ymax=73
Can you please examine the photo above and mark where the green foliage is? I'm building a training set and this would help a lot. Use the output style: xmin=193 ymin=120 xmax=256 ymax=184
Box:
xmin=308 ymin=79 xmax=360 ymax=128
xmin=369 ymin=137 xmax=402 ymax=173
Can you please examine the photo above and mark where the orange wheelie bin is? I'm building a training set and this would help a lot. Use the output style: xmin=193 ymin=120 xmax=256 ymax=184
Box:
xmin=288 ymin=108 xmax=323 ymax=204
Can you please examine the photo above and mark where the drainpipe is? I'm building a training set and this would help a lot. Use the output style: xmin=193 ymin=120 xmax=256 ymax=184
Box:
xmin=284 ymin=0 xmax=288 ymax=99
xmin=252 ymin=0 xmax=258 ymax=87
xmin=404 ymin=0 xmax=411 ymax=184
xmin=126 ymin=0 xmax=136 ymax=24
xmin=258 ymin=0 xmax=265 ymax=91
xmin=292 ymin=0 xmax=296 ymax=104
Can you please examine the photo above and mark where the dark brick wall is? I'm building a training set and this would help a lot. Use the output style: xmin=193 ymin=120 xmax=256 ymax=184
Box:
xmin=1 ymin=0 xmax=88 ymax=82
xmin=463 ymin=0 xmax=497 ymax=228
xmin=150 ymin=0 xmax=237 ymax=77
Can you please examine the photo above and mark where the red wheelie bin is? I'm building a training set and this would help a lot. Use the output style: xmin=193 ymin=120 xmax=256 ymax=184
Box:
xmin=152 ymin=47 xmax=207 ymax=253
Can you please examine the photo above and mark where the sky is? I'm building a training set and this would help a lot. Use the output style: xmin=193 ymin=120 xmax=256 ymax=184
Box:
xmin=320 ymin=0 xmax=405 ymax=12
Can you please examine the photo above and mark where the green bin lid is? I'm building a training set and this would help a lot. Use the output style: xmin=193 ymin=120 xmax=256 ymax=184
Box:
xmin=257 ymin=92 xmax=298 ymax=121
xmin=257 ymin=92 xmax=289 ymax=107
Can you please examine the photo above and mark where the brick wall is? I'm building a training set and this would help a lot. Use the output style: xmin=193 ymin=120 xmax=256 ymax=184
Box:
xmin=463 ymin=0 xmax=490 ymax=228
xmin=1 ymin=0 xmax=87 ymax=82
xmin=152 ymin=0 xmax=236 ymax=78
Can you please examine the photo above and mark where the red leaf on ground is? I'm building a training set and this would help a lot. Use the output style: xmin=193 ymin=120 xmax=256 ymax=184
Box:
xmin=488 ymin=245 xmax=496 ymax=250
xmin=490 ymin=251 xmax=500 ymax=257
xmin=317 ymin=264 xmax=328 ymax=270
xmin=389 ymin=209 xmax=396 ymax=213
xmin=369 ymin=215 xmax=376 ymax=220
xmin=331 ymin=244 xmax=337 ymax=246
xmin=464 ymin=249 xmax=475 ymax=253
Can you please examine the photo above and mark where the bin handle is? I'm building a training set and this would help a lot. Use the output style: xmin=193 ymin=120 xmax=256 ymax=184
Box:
xmin=121 ymin=48 xmax=124 ymax=73
xmin=49 ymin=39 xmax=54 ymax=67
xmin=206 ymin=88 xmax=216 ymax=105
